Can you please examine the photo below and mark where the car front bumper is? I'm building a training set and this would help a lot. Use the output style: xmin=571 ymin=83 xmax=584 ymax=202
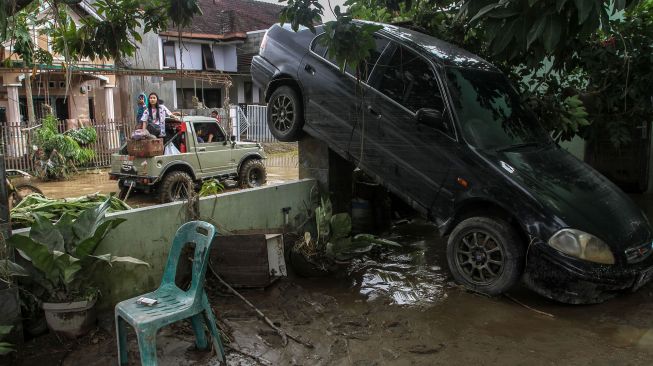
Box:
xmin=523 ymin=242 xmax=653 ymax=304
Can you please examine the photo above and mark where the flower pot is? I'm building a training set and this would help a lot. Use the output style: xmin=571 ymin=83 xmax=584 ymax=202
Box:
xmin=42 ymin=299 xmax=97 ymax=338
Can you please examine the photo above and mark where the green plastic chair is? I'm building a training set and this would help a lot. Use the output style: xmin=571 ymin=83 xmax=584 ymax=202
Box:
xmin=114 ymin=221 xmax=225 ymax=365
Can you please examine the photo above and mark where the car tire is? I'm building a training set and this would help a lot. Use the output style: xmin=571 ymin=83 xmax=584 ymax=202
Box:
xmin=238 ymin=159 xmax=267 ymax=188
xmin=159 ymin=171 xmax=194 ymax=203
xmin=267 ymin=85 xmax=304 ymax=142
xmin=446 ymin=216 xmax=524 ymax=296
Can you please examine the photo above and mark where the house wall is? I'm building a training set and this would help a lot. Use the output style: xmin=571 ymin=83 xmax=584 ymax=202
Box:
xmin=13 ymin=180 xmax=315 ymax=309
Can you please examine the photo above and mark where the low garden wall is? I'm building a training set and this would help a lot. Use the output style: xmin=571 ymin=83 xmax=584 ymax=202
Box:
xmin=14 ymin=179 xmax=316 ymax=309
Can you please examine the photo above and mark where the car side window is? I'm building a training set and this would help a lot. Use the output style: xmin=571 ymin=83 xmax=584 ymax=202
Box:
xmin=312 ymin=33 xmax=390 ymax=83
xmin=311 ymin=34 xmax=328 ymax=58
xmin=194 ymin=122 xmax=225 ymax=144
xmin=376 ymin=46 xmax=445 ymax=113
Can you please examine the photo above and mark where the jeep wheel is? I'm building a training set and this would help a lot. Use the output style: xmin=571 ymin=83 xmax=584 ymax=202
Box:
xmin=159 ymin=171 xmax=194 ymax=203
xmin=447 ymin=217 xmax=524 ymax=296
xmin=238 ymin=159 xmax=267 ymax=188
xmin=268 ymin=86 xmax=304 ymax=142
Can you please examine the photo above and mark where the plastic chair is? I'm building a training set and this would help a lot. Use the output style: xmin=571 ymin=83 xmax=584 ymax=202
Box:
xmin=115 ymin=221 xmax=225 ymax=365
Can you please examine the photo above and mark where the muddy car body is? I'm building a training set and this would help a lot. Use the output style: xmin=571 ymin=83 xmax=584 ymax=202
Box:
xmin=109 ymin=116 xmax=267 ymax=203
xmin=252 ymin=22 xmax=653 ymax=303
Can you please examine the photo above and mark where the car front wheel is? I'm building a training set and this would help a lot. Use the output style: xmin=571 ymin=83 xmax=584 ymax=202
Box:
xmin=267 ymin=86 xmax=304 ymax=142
xmin=446 ymin=216 xmax=525 ymax=296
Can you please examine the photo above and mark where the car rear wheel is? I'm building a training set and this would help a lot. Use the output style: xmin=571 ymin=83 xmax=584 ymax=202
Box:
xmin=159 ymin=171 xmax=194 ymax=203
xmin=447 ymin=216 xmax=524 ymax=296
xmin=238 ymin=159 xmax=267 ymax=188
xmin=267 ymin=86 xmax=304 ymax=142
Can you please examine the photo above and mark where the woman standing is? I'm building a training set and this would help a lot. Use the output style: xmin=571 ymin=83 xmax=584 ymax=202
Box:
xmin=140 ymin=93 xmax=172 ymax=137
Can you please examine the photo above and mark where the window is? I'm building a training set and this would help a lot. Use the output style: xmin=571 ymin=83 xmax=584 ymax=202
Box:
xmin=311 ymin=34 xmax=328 ymax=57
xmin=314 ymin=33 xmax=389 ymax=82
xmin=348 ymin=35 xmax=390 ymax=81
xmin=162 ymin=41 xmax=176 ymax=68
xmin=194 ymin=122 xmax=225 ymax=144
xmin=375 ymin=46 xmax=444 ymax=113
xmin=202 ymin=44 xmax=215 ymax=70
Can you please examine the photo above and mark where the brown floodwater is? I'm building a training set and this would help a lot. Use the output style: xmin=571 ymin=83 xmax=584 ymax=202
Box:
xmin=30 ymin=154 xmax=300 ymax=208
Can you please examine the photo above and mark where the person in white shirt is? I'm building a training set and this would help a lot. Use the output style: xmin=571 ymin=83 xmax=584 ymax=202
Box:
xmin=140 ymin=93 xmax=172 ymax=137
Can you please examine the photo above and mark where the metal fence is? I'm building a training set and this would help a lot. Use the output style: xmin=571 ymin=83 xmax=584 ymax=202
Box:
xmin=0 ymin=120 xmax=134 ymax=173
xmin=246 ymin=105 xmax=276 ymax=143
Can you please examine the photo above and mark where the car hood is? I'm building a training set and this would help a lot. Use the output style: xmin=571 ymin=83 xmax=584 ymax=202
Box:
xmin=486 ymin=146 xmax=651 ymax=250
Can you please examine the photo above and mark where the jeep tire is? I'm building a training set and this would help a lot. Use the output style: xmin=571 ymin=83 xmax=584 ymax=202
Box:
xmin=267 ymin=86 xmax=304 ymax=141
xmin=159 ymin=171 xmax=194 ymax=203
xmin=238 ymin=159 xmax=267 ymax=188
xmin=447 ymin=216 xmax=524 ymax=296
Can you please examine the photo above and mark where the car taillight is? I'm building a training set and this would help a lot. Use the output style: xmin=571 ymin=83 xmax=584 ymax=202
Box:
xmin=260 ymin=31 xmax=268 ymax=54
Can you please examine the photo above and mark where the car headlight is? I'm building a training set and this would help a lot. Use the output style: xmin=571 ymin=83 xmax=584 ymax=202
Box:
xmin=548 ymin=229 xmax=615 ymax=265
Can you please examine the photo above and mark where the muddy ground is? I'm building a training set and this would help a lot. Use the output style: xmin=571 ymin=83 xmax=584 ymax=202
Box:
xmin=12 ymin=220 xmax=653 ymax=366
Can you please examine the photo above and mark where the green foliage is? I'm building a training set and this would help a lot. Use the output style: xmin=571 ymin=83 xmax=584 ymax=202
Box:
xmin=297 ymin=198 xmax=400 ymax=262
xmin=7 ymin=199 xmax=148 ymax=302
xmin=198 ymin=179 xmax=225 ymax=197
xmin=10 ymin=193 xmax=131 ymax=227
xmin=33 ymin=115 xmax=97 ymax=180
xmin=279 ymin=0 xmax=324 ymax=33
xmin=0 ymin=326 xmax=15 ymax=355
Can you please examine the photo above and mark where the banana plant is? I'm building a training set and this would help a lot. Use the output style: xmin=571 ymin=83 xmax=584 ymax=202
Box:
xmin=308 ymin=198 xmax=401 ymax=262
xmin=7 ymin=199 xmax=149 ymax=302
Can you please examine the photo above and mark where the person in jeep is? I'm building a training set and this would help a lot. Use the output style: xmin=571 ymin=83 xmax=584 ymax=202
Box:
xmin=141 ymin=93 xmax=171 ymax=137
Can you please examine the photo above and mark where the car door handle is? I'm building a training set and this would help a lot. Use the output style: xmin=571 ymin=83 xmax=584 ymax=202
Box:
xmin=367 ymin=105 xmax=382 ymax=119
xmin=304 ymin=64 xmax=315 ymax=75
xmin=197 ymin=147 xmax=206 ymax=152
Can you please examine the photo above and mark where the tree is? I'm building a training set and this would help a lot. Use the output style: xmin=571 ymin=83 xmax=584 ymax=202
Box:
xmin=278 ymin=0 xmax=652 ymax=147
xmin=1 ymin=0 xmax=201 ymax=64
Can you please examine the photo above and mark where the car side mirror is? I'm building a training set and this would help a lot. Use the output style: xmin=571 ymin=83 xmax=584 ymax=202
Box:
xmin=415 ymin=108 xmax=444 ymax=129
xmin=230 ymin=135 xmax=236 ymax=142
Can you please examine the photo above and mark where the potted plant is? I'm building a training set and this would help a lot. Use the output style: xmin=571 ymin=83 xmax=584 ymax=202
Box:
xmin=291 ymin=197 xmax=400 ymax=277
xmin=7 ymin=199 xmax=149 ymax=337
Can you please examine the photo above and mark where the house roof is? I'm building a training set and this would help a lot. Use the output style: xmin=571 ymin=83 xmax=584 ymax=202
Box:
xmin=167 ymin=0 xmax=282 ymax=40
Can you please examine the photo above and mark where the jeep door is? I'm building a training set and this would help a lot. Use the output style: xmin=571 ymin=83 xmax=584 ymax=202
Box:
xmin=362 ymin=43 xmax=456 ymax=214
xmin=191 ymin=121 xmax=233 ymax=175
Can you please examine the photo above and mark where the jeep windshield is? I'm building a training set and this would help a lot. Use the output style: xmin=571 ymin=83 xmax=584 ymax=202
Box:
xmin=445 ymin=67 xmax=551 ymax=151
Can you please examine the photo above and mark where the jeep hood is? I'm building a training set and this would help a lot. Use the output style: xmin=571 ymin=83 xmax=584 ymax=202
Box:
xmin=488 ymin=147 xmax=651 ymax=250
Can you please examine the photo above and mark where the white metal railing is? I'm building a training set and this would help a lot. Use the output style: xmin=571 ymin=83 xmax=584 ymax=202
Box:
xmin=246 ymin=105 xmax=276 ymax=143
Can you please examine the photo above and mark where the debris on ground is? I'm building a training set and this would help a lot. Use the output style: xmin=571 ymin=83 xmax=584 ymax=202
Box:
xmin=10 ymin=193 xmax=131 ymax=227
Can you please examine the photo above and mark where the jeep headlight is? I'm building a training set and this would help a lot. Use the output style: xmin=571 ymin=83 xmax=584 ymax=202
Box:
xmin=548 ymin=229 xmax=615 ymax=265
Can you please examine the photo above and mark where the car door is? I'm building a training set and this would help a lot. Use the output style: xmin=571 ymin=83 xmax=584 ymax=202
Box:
xmin=361 ymin=43 xmax=457 ymax=214
xmin=191 ymin=121 xmax=231 ymax=175
xmin=298 ymin=33 xmax=390 ymax=157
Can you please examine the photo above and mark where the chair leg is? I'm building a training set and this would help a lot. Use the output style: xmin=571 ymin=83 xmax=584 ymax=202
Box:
xmin=203 ymin=294 xmax=225 ymax=362
xmin=136 ymin=329 xmax=158 ymax=366
xmin=190 ymin=314 xmax=209 ymax=350
xmin=115 ymin=315 xmax=128 ymax=365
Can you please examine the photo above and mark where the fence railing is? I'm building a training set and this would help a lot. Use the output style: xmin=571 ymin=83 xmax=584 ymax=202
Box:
xmin=246 ymin=105 xmax=276 ymax=143
xmin=0 ymin=120 xmax=135 ymax=173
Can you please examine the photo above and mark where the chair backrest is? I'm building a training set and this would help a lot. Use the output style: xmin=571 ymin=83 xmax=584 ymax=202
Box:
xmin=161 ymin=221 xmax=217 ymax=300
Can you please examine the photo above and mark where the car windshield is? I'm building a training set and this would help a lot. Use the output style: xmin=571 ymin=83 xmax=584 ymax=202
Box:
xmin=445 ymin=67 xmax=550 ymax=151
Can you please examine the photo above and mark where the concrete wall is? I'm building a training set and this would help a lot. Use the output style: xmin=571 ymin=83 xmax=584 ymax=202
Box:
xmin=214 ymin=45 xmax=237 ymax=72
xmin=14 ymin=180 xmax=315 ymax=310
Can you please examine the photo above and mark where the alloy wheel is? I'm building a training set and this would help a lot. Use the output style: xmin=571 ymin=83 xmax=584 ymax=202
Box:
xmin=454 ymin=231 xmax=505 ymax=285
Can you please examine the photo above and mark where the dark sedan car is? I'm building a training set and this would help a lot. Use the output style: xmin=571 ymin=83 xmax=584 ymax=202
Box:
xmin=251 ymin=21 xmax=653 ymax=303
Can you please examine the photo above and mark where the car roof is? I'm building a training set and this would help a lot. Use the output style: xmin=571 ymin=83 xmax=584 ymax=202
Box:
xmin=344 ymin=20 xmax=497 ymax=71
